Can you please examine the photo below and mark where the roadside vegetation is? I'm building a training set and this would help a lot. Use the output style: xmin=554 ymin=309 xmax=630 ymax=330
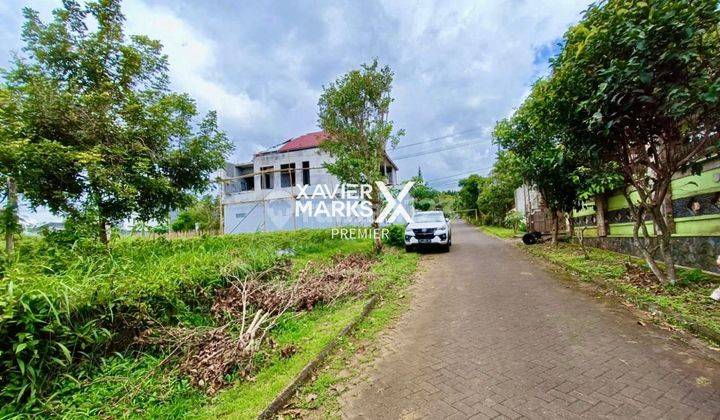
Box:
xmin=203 ymin=249 xmax=418 ymax=418
xmin=476 ymin=225 xmax=517 ymax=239
xmin=493 ymin=0 xmax=720 ymax=282
xmin=526 ymin=242 xmax=720 ymax=345
xmin=274 ymin=247 xmax=420 ymax=418
xmin=0 ymin=229 xmax=417 ymax=417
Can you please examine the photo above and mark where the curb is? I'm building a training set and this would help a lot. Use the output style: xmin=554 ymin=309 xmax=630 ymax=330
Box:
xmin=528 ymin=248 xmax=720 ymax=347
xmin=257 ymin=295 xmax=379 ymax=420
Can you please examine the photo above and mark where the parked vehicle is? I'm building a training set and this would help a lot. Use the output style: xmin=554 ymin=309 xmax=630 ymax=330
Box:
xmin=404 ymin=211 xmax=452 ymax=252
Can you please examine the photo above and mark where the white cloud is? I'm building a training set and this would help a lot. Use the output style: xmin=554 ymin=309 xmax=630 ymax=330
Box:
xmin=1 ymin=0 xmax=594 ymax=224
xmin=122 ymin=0 xmax=267 ymax=128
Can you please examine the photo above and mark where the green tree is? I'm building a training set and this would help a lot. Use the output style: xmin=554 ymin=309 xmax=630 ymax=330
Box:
xmin=171 ymin=195 xmax=221 ymax=232
xmin=318 ymin=59 xmax=404 ymax=252
xmin=476 ymin=150 xmax=522 ymax=226
xmin=408 ymin=176 xmax=439 ymax=211
xmin=436 ymin=191 xmax=457 ymax=216
xmin=493 ymin=80 xmax=588 ymax=244
xmin=0 ymin=87 xmax=23 ymax=254
xmin=455 ymin=174 xmax=487 ymax=220
xmin=550 ymin=0 xmax=720 ymax=283
xmin=3 ymin=0 xmax=232 ymax=245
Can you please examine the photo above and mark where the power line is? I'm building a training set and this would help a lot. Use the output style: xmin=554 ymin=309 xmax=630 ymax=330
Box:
xmin=393 ymin=127 xmax=485 ymax=149
xmin=392 ymin=137 xmax=489 ymax=160
xmin=428 ymin=170 xmax=494 ymax=188
xmin=423 ymin=166 xmax=494 ymax=183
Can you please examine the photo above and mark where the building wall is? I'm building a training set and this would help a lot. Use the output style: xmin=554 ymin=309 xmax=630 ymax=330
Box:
xmin=222 ymin=148 xmax=405 ymax=234
xmin=572 ymin=159 xmax=720 ymax=272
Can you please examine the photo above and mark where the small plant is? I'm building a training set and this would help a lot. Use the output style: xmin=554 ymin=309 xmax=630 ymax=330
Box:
xmin=383 ymin=224 xmax=406 ymax=248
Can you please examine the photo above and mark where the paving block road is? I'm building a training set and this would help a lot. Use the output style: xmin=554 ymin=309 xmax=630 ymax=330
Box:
xmin=341 ymin=221 xmax=720 ymax=419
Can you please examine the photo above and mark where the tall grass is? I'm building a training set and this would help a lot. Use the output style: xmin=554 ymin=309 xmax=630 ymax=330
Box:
xmin=0 ymin=229 xmax=372 ymax=413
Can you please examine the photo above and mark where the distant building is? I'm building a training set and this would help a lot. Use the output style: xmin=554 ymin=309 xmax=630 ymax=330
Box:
xmin=514 ymin=184 xmax=559 ymax=233
xmin=221 ymin=131 xmax=407 ymax=234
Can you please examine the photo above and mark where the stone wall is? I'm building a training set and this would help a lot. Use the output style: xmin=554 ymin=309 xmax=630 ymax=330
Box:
xmin=583 ymin=236 xmax=720 ymax=273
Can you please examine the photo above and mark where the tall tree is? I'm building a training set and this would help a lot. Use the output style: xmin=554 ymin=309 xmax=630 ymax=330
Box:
xmin=476 ymin=150 xmax=522 ymax=226
xmin=550 ymin=0 xmax=720 ymax=283
xmin=455 ymin=174 xmax=487 ymax=220
xmin=3 ymin=0 xmax=232 ymax=244
xmin=0 ymin=88 xmax=24 ymax=255
xmin=494 ymin=80 xmax=587 ymax=244
xmin=318 ymin=59 xmax=404 ymax=252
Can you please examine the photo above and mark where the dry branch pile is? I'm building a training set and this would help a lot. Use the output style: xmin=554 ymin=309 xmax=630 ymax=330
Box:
xmin=212 ymin=253 xmax=375 ymax=317
xmin=138 ymin=253 xmax=375 ymax=394
xmin=138 ymin=272 xmax=296 ymax=394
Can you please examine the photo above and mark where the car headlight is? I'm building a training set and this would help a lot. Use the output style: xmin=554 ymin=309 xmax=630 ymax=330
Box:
xmin=405 ymin=227 xmax=414 ymax=235
xmin=435 ymin=226 xmax=447 ymax=232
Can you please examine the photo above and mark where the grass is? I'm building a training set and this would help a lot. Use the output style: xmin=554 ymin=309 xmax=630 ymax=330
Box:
xmin=0 ymin=228 xmax=418 ymax=418
xmin=281 ymin=249 xmax=421 ymax=418
xmin=4 ymin=229 xmax=369 ymax=308
xmin=192 ymin=249 xmax=419 ymax=419
xmin=524 ymin=242 xmax=720 ymax=345
xmin=477 ymin=225 xmax=518 ymax=239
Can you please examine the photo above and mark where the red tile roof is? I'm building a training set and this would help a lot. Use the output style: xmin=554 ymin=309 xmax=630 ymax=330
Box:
xmin=277 ymin=131 xmax=329 ymax=153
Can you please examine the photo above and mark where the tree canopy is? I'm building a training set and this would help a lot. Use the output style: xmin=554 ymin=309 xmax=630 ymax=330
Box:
xmin=2 ymin=0 xmax=232 ymax=243
xmin=318 ymin=59 xmax=404 ymax=251
xmin=493 ymin=0 xmax=720 ymax=281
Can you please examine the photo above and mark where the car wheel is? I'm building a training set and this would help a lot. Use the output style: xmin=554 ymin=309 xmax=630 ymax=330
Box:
xmin=442 ymin=243 xmax=450 ymax=252
xmin=405 ymin=245 xmax=414 ymax=252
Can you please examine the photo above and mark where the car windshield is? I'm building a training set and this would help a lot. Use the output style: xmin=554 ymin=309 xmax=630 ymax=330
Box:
xmin=413 ymin=213 xmax=445 ymax=223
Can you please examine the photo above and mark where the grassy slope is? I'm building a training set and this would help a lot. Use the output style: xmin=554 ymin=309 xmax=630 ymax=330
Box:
xmin=3 ymin=230 xmax=368 ymax=307
xmin=193 ymin=250 xmax=419 ymax=419
xmin=524 ymin=242 xmax=720 ymax=345
xmin=6 ymin=231 xmax=417 ymax=418
xmin=1 ymin=230 xmax=374 ymax=417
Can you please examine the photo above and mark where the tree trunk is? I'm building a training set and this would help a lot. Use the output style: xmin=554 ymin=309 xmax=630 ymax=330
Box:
xmin=370 ymin=187 xmax=383 ymax=254
xmin=5 ymin=177 xmax=18 ymax=256
xmin=551 ymin=211 xmax=559 ymax=245
xmin=650 ymin=206 xmax=678 ymax=284
xmin=624 ymin=194 xmax=668 ymax=283
xmin=576 ymin=225 xmax=589 ymax=259
xmin=595 ymin=195 xmax=609 ymax=237
xmin=99 ymin=216 xmax=109 ymax=246
xmin=566 ymin=213 xmax=574 ymax=239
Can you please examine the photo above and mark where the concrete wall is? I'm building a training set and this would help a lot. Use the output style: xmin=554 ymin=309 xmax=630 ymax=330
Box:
xmin=222 ymin=148 xmax=407 ymax=234
xmin=582 ymin=236 xmax=720 ymax=273
xmin=572 ymin=158 xmax=720 ymax=272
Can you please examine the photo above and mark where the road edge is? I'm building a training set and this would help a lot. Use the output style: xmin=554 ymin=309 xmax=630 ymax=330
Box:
xmin=519 ymin=243 xmax=720 ymax=362
xmin=257 ymin=295 xmax=379 ymax=419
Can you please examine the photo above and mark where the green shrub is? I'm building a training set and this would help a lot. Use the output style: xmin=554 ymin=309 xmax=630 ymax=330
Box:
xmin=383 ymin=224 xmax=406 ymax=247
xmin=0 ymin=228 xmax=372 ymax=412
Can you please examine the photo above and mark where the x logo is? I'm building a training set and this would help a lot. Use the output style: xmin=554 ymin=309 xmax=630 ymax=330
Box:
xmin=375 ymin=181 xmax=414 ymax=224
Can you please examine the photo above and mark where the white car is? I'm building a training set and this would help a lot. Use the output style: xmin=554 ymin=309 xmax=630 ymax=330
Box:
xmin=404 ymin=211 xmax=452 ymax=252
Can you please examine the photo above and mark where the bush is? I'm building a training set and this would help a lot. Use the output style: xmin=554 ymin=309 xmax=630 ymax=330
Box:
xmin=0 ymin=228 xmax=371 ymax=412
xmin=503 ymin=210 xmax=523 ymax=232
xmin=383 ymin=224 xmax=406 ymax=247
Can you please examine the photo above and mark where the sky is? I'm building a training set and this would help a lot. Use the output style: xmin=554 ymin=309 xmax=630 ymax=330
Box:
xmin=0 ymin=0 xmax=591 ymax=224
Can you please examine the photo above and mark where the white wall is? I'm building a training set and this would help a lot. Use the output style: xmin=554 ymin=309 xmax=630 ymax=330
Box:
xmin=222 ymin=148 xmax=407 ymax=234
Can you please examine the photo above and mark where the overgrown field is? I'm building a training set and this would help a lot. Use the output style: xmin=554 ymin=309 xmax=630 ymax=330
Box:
xmin=525 ymin=242 xmax=720 ymax=345
xmin=0 ymin=229 xmax=418 ymax=417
